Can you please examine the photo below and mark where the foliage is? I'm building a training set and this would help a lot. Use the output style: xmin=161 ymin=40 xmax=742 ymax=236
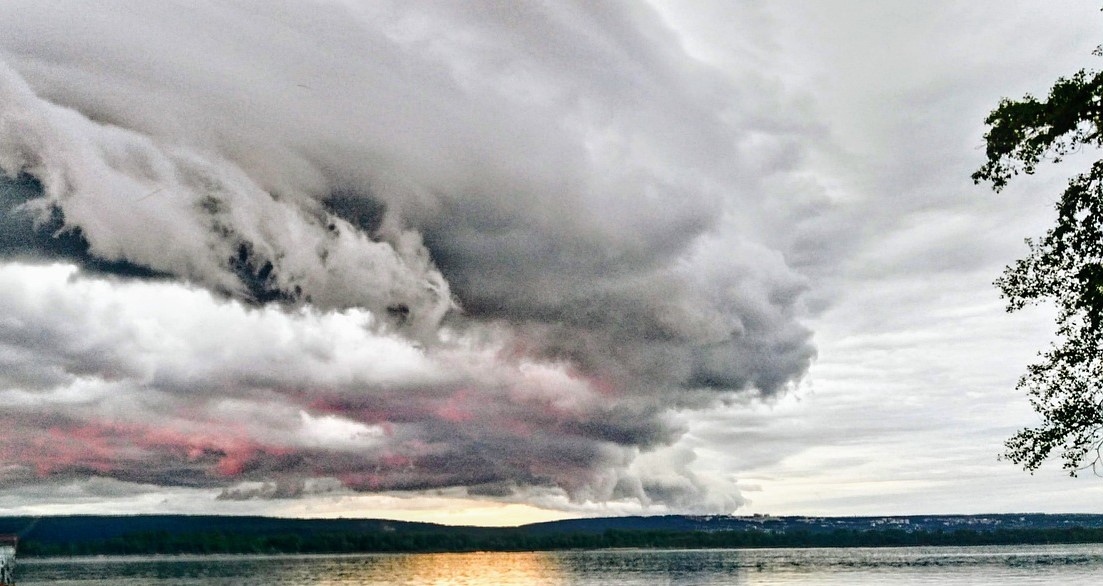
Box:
xmin=18 ymin=526 xmax=1103 ymax=556
xmin=12 ymin=515 xmax=1103 ymax=556
xmin=973 ymin=55 xmax=1103 ymax=474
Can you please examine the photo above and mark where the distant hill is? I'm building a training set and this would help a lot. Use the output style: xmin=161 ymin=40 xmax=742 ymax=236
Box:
xmin=4 ymin=513 xmax=1103 ymax=556
xmin=0 ymin=515 xmax=480 ymax=545
xmin=523 ymin=513 xmax=1103 ymax=535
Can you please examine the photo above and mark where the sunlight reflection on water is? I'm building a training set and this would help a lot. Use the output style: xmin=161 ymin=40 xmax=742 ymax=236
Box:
xmin=312 ymin=552 xmax=568 ymax=586
xmin=16 ymin=545 xmax=1103 ymax=585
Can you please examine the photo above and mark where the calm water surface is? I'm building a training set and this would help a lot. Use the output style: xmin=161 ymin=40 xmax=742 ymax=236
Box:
xmin=15 ymin=544 xmax=1103 ymax=585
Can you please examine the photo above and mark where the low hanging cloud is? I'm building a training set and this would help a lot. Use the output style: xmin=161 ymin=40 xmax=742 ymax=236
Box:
xmin=0 ymin=1 xmax=817 ymax=513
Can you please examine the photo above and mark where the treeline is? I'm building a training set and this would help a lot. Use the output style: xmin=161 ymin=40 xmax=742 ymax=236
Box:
xmin=19 ymin=526 xmax=1103 ymax=557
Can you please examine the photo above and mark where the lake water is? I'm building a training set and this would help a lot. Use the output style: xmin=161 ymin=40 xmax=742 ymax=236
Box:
xmin=14 ymin=544 xmax=1103 ymax=585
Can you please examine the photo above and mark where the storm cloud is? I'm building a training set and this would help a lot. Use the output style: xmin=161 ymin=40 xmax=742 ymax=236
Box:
xmin=0 ymin=1 xmax=817 ymax=512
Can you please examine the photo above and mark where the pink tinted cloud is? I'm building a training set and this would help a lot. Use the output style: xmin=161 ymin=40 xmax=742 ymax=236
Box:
xmin=2 ymin=417 xmax=289 ymax=481
xmin=434 ymin=389 xmax=476 ymax=423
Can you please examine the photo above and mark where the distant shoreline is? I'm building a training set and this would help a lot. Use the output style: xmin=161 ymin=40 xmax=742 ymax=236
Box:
xmin=4 ymin=513 xmax=1103 ymax=557
xmin=16 ymin=539 xmax=1103 ymax=562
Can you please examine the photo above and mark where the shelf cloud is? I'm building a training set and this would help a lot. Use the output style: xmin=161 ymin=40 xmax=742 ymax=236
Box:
xmin=0 ymin=1 xmax=817 ymax=513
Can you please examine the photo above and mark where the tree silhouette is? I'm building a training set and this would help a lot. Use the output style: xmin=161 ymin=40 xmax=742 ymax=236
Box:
xmin=974 ymin=48 xmax=1103 ymax=474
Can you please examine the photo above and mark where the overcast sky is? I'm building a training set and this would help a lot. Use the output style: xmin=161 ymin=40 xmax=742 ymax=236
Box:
xmin=0 ymin=1 xmax=1101 ymax=526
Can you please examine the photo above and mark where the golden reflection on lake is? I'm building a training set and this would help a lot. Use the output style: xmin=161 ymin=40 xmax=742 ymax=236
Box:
xmin=313 ymin=551 xmax=568 ymax=586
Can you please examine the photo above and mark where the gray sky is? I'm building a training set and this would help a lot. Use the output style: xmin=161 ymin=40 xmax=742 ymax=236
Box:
xmin=0 ymin=1 xmax=1101 ymax=524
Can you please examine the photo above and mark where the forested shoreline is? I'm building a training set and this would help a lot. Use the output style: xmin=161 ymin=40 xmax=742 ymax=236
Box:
xmin=19 ymin=527 xmax=1103 ymax=557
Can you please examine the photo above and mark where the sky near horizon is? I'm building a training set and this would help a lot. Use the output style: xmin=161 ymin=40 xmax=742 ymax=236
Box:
xmin=0 ymin=1 xmax=1102 ymax=526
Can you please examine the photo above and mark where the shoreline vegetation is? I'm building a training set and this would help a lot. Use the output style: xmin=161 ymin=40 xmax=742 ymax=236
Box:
xmin=17 ymin=526 xmax=1103 ymax=557
xmin=5 ymin=514 xmax=1103 ymax=557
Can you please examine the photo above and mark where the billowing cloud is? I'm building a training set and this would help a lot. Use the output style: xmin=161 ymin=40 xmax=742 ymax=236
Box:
xmin=0 ymin=1 xmax=818 ymax=513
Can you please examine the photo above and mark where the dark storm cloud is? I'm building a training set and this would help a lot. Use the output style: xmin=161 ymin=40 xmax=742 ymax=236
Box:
xmin=0 ymin=1 xmax=819 ymax=512
xmin=0 ymin=263 xmax=742 ymax=509
xmin=0 ymin=175 xmax=163 ymax=281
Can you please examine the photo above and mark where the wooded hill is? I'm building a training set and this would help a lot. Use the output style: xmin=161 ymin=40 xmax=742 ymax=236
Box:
xmin=3 ymin=514 xmax=1103 ymax=556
